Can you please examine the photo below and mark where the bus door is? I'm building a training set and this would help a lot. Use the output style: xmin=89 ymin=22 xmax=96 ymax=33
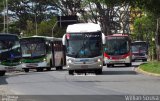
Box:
xmin=52 ymin=41 xmax=64 ymax=67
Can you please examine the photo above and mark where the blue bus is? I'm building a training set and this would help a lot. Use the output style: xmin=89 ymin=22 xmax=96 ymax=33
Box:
xmin=0 ymin=34 xmax=22 ymax=76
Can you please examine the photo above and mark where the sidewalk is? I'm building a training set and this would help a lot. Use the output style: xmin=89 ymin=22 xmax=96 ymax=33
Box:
xmin=0 ymin=85 xmax=14 ymax=95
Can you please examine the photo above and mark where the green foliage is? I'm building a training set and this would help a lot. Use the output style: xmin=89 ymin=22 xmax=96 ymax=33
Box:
xmin=133 ymin=15 xmax=156 ymax=40
xmin=23 ymin=17 xmax=65 ymax=37
xmin=133 ymin=14 xmax=156 ymax=60
xmin=140 ymin=61 xmax=160 ymax=74
xmin=0 ymin=15 xmax=3 ymax=32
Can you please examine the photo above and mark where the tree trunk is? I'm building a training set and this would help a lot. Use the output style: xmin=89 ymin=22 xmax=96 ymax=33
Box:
xmin=156 ymin=18 xmax=160 ymax=61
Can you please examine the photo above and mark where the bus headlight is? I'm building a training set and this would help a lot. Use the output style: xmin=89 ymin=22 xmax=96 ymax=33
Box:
xmin=95 ymin=58 xmax=102 ymax=62
xmin=126 ymin=56 xmax=130 ymax=59
xmin=43 ymin=58 xmax=47 ymax=62
xmin=67 ymin=59 xmax=73 ymax=63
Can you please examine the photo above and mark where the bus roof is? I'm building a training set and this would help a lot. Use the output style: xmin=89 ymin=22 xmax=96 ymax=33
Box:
xmin=106 ymin=34 xmax=129 ymax=37
xmin=132 ymin=41 xmax=146 ymax=43
xmin=21 ymin=35 xmax=62 ymax=41
xmin=66 ymin=23 xmax=101 ymax=33
xmin=0 ymin=33 xmax=19 ymax=37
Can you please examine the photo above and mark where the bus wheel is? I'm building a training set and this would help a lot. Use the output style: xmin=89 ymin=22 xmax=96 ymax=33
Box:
xmin=142 ymin=59 xmax=147 ymax=62
xmin=36 ymin=68 xmax=43 ymax=72
xmin=95 ymin=69 xmax=102 ymax=75
xmin=24 ymin=68 xmax=29 ymax=73
xmin=107 ymin=64 xmax=113 ymax=67
xmin=46 ymin=67 xmax=51 ymax=71
xmin=56 ymin=66 xmax=63 ymax=70
xmin=68 ymin=70 xmax=74 ymax=75
xmin=126 ymin=63 xmax=132 ymax=67
xmin=103 ymin=61 xmax=106 ymax=66
xmin=0 ymin=71 xmax=5 ymax=76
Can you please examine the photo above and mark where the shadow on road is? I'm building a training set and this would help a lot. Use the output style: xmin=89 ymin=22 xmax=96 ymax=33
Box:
xmin=0 ymin=76 xmax=8 ymax=85
xmin=102 ymin=70 xmax=137 ymax=75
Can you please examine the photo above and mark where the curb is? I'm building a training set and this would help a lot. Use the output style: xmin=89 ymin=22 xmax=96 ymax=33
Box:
xmin=136 ymin=66 xmax=160 ymax=77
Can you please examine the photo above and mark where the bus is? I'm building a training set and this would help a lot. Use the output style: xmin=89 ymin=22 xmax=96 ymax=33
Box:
xmin=104 ymin=34 xmax=132 ymax=67
xmin=62 ymin=23 xmax=106 ymax=75
xmin=131 ymin=41 xmax=148 ymax=62
xmin=0 ymin=33 xmax=22 ymax=76
xmin=20 ymin=36 xmax=65 ymax=72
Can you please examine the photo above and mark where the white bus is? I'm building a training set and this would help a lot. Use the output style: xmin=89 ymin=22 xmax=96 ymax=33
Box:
xmin=62 ymin=23 xmax=106 ymax=75
xmin=20 ymin=36 xmax=65 ymax=72
xmin=0 ymin=34 xmax=22 ymax=76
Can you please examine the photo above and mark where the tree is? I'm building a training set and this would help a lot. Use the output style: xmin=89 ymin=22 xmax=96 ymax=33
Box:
xmin=8 ymin=0 xmax=59 ymax=31
xmin=100 ymin=0 xmax=160 ymax=61
xmin=133 ymin=0 xmax=160 ymax=61
xmin=23 ymin=17 xmax=65 ymax=37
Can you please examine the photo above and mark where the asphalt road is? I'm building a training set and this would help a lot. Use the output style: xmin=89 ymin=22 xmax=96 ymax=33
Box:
xmin=0 ymin=61 xmax=160 ymax=101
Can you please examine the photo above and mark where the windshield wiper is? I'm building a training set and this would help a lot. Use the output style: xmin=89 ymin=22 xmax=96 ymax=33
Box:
xmin=75 ymin=43 xmax=85 ymax=58
xmin=75 ymin=35 xmax=86 ymax=58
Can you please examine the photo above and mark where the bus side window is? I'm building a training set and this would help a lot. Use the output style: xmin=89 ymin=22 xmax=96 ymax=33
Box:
xmin=46 ymin=42 xmax=51 ymax=53
xmin=54 ymin=41 xmax=63 ymax=51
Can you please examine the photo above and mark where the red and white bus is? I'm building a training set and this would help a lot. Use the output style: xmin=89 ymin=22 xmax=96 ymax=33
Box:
xmin=104 ymin=34 xmax=132 ymax=67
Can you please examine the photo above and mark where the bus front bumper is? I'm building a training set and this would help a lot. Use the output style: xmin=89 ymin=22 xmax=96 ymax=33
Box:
xmin=104 ymin=57 xmax=131 ymax=64
xmin=67 ymin=62 xmax=103 ymax=70
xmin=22 ymin=61 xmax=48 ymax=68
xmin=0 ymin=64 xmax=22 ymax=72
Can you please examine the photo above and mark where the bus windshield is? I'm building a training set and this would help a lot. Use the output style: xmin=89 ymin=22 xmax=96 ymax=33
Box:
xmin=66 ymin=32 xmax=102 ymax=58
xmin=0 ymin=35 xmax=21 ymax=60
xmin=20 ymin=38 xmax=46 ymax=57
xmin=105 ymin=36 xmax=130 ymax=55
xmin=131 ymin=42 xmax=148 ymax=53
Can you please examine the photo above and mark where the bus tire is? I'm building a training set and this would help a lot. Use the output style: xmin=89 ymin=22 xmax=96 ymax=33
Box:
xmin=103 ymin=61 xmax=106 ymax=66
xmin=107 ymin=64 xmax=113 ymax=67
xmin=0 ymin=71 xmax=5 ymax=76
xmin=132 ymin=59 xmax=135 ymax=62
xmin=142 ymin=59 xmax=147 ymax=62
xmin=50 ymin=59 xmax=52 ymax=67
xmin=24 ymin=68 xmax=29 ymax=73
xmin=126 ymin=63 xmax=132 ymax=67
xmin=36 ymin=68 xmax=43 ymax=72
xmin=95 ymin=69 xmax=102 ymax=75
xmin=69 ymin=70 xmax=74 ymax=75
xmin=56 ymin=66 xmax=63 ymax=70
xmin=46 ymin=67 xmax=51 ymax=71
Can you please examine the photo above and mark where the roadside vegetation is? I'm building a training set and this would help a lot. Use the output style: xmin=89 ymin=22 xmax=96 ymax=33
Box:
xmin=140 ymin=61 xmax=160 ymax=74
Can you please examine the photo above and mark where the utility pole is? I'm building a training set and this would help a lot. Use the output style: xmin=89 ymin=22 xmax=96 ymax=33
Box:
xmin=6 ymin=0 xmax=8 ymax=33
xmin=32 ymin=2 xmax=38 ymax=35
xmin=3 ymin=0 xmax=5 ymax=33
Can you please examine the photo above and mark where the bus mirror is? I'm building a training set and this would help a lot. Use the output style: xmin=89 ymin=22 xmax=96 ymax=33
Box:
xmin=62 ymin=34 xmax=66 ymax=45
xmin=102 ymin=33 xmax=106 ymax=44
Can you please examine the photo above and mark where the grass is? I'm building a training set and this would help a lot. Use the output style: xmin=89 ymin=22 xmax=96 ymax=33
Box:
xmin=140 ymin=61 xmax=160 ymax=74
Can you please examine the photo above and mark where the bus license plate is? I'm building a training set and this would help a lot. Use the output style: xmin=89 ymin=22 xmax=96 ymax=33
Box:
xmin=81 ymin=65 xmax=88 ymax=68
xmin=27 ymin=64 xmax=38 ymax=67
